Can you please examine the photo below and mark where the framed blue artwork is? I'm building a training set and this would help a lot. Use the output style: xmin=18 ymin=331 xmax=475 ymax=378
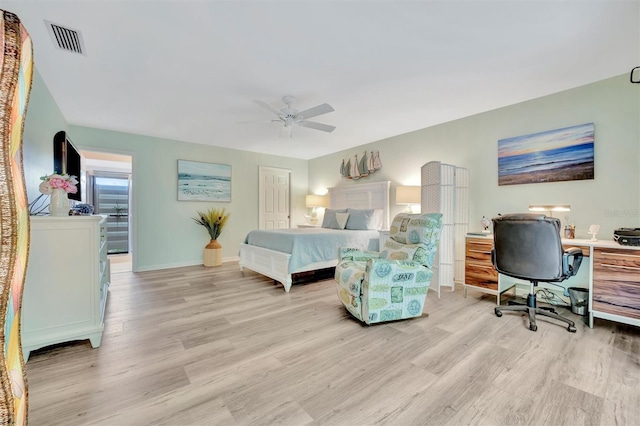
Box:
xmin=498 ymin=123 xmax=594 ymax=186
xmin=177 ymin=160 xmax=231 ymax=201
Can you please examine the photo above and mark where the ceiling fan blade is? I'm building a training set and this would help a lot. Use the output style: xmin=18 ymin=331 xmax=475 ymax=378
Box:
xmin=299 ymin=120 xmax=336 ymax=133
xmin=236 ymin=119 xmax=279 ymax=125
xmin=254 ymin=100 xmax=283 ymax=116
xmin=296 ymin=103 xmax=334 ymax=120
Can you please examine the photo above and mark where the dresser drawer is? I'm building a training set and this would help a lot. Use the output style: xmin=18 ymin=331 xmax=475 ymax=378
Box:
xmin=465 ymin=262 xmax=498 ymax=290
xmin=466 ymin=239 xmax=494 ymax=262
xmin=593 ymin=248 xmax=640 ymax=281
xmin=592 ymin=248 xmax=640 ymax=320
xmin=99 ymin=221 xmax=107 ymax=248
xmin=465 ymin=238 xmax=498 ymax=289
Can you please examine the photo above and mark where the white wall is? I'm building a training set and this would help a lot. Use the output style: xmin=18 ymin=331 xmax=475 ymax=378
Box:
xmin=309 ymin=74 xmax=640 ymax=240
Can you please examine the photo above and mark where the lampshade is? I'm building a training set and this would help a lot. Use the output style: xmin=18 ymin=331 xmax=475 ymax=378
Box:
xmin=396 ymin=186 xmax=420 ymax=205
xmin=305 ymin=194 xmax=329 ymax=208
xmin=528 ymin=204 xmax=571 ymax=212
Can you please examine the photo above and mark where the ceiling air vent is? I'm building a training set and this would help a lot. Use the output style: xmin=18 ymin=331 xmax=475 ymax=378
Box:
xmin=45 ymin=20 xmax=86 ymax=55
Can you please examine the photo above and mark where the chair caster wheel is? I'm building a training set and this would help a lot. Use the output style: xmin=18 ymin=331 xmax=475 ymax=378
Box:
xmin=494 ymin=308 xmax=502 ymax=317
xmin=529 ymin=324 xmax=538 ymax=332
xmin=568 ymin=326 xmax=577 ymax=333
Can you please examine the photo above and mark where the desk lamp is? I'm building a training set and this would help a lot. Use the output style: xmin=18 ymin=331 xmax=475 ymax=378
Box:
xmin=529 ymin=204 xmax=571 ymax=233
xmin=528 ymin=204 xmax=571 ymax=216
xmin=305 ymin=194 xmax=329 ymax=224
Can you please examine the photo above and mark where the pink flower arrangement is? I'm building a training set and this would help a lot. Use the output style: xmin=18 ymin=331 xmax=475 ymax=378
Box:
xmin=39 ymin=173 xmax=78 ymax=195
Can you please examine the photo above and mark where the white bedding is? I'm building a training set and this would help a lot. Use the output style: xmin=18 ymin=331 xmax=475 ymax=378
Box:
xmin=239 ymin=180 xmax=390 ymax=292
xmin=243 ymin=228 xmax=379 ymax=273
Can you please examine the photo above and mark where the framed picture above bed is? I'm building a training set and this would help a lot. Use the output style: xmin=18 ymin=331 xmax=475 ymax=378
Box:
xmin=177 ymin=160 xmax=231 ymax=202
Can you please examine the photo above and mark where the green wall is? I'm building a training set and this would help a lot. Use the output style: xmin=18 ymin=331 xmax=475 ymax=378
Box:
xmin=22 ymin=68 xmax=68 ymax=200
xmin=22 ymin=67 xmax=309 ymax=272
xmin=309 ymin=74 xmax=640 ymax=240
xmin=23 ymin=67 xmax=639 ymax=273
xmin=67 ymin=126 xmax=308 ymax=271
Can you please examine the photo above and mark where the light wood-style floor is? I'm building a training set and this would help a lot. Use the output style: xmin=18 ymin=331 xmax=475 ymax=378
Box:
xmin=25 ymin=262 xmax=640 ymax=425
xmin=108 ymin=253 xmax=132 ymax=274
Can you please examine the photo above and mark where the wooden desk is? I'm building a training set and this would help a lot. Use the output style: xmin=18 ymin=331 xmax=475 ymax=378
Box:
xmin=464 ymin=235 xmax=509 ymax=304
xmin=463 ymin=234 xmax=640 ymax=329
xmin=588 ymin=242 xmax=640 ymax=328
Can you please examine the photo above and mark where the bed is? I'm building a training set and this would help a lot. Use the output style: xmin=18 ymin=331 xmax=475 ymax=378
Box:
xmin=239 ymin=180 xmax=390 ymax=292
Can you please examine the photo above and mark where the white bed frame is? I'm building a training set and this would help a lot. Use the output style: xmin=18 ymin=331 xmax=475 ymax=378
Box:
xmin=239 ymin=180 xmax=390 ymax=292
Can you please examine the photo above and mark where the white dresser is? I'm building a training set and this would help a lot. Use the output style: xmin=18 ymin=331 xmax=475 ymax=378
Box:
xmin=22 ymin=215 xmax=109 ymax=360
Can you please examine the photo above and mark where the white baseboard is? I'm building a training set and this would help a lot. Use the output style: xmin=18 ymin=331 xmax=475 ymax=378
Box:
xmin=135 ymin=256 xmax=241 ymax=272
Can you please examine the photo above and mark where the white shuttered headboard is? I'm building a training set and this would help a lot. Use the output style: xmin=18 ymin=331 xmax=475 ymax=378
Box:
xmin=327 ymin=181 xmax=390 ymax=230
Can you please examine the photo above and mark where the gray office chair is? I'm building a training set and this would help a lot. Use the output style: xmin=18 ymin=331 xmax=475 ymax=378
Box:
xmin=491 ymin=214 xmax=583 ymax=332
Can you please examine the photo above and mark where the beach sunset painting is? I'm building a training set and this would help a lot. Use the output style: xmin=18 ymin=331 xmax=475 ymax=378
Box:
xmin=498 ymin=123 xmax=594 ymax=186
xmin=178 ymin=160 xmax=231 ymax=201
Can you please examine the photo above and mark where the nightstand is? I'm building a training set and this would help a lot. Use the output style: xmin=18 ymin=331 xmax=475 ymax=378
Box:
xmin=297 ymin=224 xmax=321 ymax=228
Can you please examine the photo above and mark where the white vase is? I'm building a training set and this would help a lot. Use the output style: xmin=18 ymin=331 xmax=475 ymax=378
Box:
xmin=49 ymin=188 xmax=69 ymax=216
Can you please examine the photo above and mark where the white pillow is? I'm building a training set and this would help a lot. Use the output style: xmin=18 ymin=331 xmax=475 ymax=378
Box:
xmin=335 ymin=212 xmax=350 ymax=230
xmin=322 ymin=208 xmax=348 ymax=229
xmin=370 ymin=209 xmax=383 ymax=230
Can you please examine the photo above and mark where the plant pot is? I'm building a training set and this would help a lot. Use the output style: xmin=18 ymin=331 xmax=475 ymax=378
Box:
xmin=203 ymin=239 xmax=222 ymax=267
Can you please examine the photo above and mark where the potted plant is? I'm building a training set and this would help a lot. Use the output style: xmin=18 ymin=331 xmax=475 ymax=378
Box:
xmin=193 ymin=208 xmax=229 ymax=266
xmin=38 ymin=173 xmax=78 ymax=216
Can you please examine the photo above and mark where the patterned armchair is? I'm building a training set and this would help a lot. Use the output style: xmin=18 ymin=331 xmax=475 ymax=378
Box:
xmin=335 ymin=213 xmax=443 ymax=324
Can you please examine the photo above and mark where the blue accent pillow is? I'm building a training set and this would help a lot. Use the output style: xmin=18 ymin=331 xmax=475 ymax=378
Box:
xmin=322 ymin=209 xmax=348 ymax=229
xmin=345 ymin=208 xmax=376 ymax=230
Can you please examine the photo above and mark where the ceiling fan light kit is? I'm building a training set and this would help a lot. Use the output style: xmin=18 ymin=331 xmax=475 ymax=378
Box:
xmin=249 ymin=95 xmax=336 ymax=138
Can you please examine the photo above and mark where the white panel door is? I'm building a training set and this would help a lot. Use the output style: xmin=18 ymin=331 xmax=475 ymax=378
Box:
xmin=259 ymin=166 xmax=291 ymax=229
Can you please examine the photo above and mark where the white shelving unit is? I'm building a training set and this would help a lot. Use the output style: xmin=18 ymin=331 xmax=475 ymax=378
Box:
xmin=421 ymin=161 xmax=469 ymax=298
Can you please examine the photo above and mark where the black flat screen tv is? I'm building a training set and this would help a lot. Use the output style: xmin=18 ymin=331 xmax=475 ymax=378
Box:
xmin=53 ymin=130 xmax=82 ymax=202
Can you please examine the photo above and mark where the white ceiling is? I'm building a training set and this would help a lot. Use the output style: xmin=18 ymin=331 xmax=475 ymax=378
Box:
xmin=4 ymin=1 xmax=639 ymax=160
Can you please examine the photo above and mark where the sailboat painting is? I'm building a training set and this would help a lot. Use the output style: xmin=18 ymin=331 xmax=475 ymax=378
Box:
xmin=340 ymin=150 xmax=382 ymax=179
xmin=178 ymin=160 xmax=232 ymax=201
xmin=352 ymin=154 xmax=362 ymax=179
xmin=498 ymin=123 xmax=594 ymax=186
xmin=358 ymin=151 xmax=369 ymax=178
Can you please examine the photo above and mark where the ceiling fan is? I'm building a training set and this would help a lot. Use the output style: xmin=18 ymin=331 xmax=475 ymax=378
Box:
xmin=244 ymin=95 xmax=336 ymax=138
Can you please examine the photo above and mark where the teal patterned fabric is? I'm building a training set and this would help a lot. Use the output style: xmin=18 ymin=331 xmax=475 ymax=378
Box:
xmin=379 ymin=239 xmax=419 ymax=261
xmin=335 ymin=213 xmax=443 ymax=325
xmin=335 ymin=260 xmax=368 ymax=321
xmin=338 ymin=247 xmax=381 ymax=262
xmin=388 ymin=213 xmax=443 ymax=269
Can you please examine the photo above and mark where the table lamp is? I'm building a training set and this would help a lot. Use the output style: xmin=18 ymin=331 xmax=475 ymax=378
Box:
xmin=396 ymin=186 xmax=420 ymax=213
xmin=305 ymin=194 xmax=329 ymax=224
